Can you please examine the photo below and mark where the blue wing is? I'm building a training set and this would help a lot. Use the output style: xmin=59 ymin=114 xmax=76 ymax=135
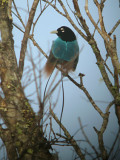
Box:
xmin=51 ymin=37 xmax=79 ymax=62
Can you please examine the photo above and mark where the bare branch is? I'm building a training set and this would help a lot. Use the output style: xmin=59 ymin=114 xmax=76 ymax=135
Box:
xmin=106 ymin=100 xmax=115 ymax=113
xmin=8 ymin=0 xmax=12 ymax=20
xmin=27 ymin=0 xmax=30 ymax=12
xmin=72 ymin=0 xmax=91 ymax=38
xmin=101 ymin=0 xmax=107 ymax=4
xmin=29 ymin=43 xmax=41 ymax=106
xmin=92 ymin=2 xmax=120 ymax=76
xmin=78 ymin=117 xmax=100 ymax=159
xmin=94 ymin=0 xmax=106 ymax=33
xmin=109 ymin=128 xmax=120 ymax=159
xmin=109 ymin=19 xmax=120 ymax=36
xmin=92 ymin=19 xmax=99 ymax=37
xmin=67 ymin=75 xmax=104 ymax=117
xmin=103 ymin=61 xmax=114 ymax=77
xmin=32 ymin=1 xmax=52 ymax=34
xmin=85 ymin=0 xmax=108 ymax=41
xmin=53 ymin=0 xmax=88 ymax=40
xmin=50 ymin=107 xmax=85 ymax=160
xmin=113 ymin=35 xmax=119 ymax=90
xmin=30 ymin=35 xmax=48 ymax=59
xmin=12 ymin=0 xmax=25 ymax=28
xmin=19 ymin=0 xmax=39 ymax=79
xmin=42 ymin=0 xmax=66 ymax=17
xmin=93 ymin=101 xmax=114 ymax=159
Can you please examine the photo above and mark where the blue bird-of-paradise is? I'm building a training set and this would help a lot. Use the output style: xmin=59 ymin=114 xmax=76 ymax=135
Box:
xmin=45 ymin=26 xmax=79 ymax=76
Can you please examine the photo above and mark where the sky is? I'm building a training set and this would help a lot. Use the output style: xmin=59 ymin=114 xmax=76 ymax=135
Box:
xmin=0 ymin=0 xmax=120 ymax=160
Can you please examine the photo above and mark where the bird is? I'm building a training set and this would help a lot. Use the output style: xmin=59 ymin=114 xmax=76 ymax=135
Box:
xmin=44 ymin=26 xmax=79 ymax=76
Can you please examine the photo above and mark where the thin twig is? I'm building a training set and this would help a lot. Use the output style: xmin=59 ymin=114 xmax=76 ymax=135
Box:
xmin=85 ymin=0 xmax=108 ymax=41
xmin=44 ymin=0 xmax=87 ymax=40
xmin=27 ymin=0 xmax=30 ymax=12
xmin=12 ymin=22 xmax=24 ymax=33
xmin=92 ymin=19 xmax=99 ymax=37
xmin=106 ymin=100 xmax=115 ymax=113
xmin=93 ymin=101 xmax=112 ymax=160
xmin=32 ymin=2 xmax=50 ymax=34
xmin=60 ymin=73 xmax=64 ymax=133
xmin=29 ymin=42 xmax=41 ymax=106
xmin=12 ymin=0 xmax=25 ymax=28
xmin=42 ymin=0 xmax=66 ymax=17
xmin=46 ymin=71 xmax=59 ymax=97
xmin=94 ymin=0 xmax=106 ymax=33
xmin=67 ymin=75 xmax=104 ymax=117
xmin=72 ymin=0 xmax=91 ymax=38
xmin=45 ymin=78 xmax=61 ymax=104
xmin=78 ymin=117 xmax=100 ymax=159
xmin=108 ymin=19 xmax=120 ymax=36
xmin=50 ymin=107 xmax=85 ymax=160
xmin=108 ymin=128 xmax=120 ymax=159
xmin=103 ymin=61 xmax=114 ymax=77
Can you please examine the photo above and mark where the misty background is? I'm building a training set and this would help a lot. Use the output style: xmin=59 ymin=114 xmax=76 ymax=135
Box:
xmin=0 ymin=0 xmax=120 ymax=159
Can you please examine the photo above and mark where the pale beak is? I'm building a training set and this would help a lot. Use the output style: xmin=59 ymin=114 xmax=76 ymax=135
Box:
xmin=50 ymin=30 xmax=58 ymax=34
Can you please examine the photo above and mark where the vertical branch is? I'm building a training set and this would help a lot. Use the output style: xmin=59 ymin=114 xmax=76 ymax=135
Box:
xmin=113 ymin=35 xmax=119 ymax=91
xmin=94 ymin=0 xmax=106 ymax=33
xmin=94 ymin=101 xmax=114 ymax=160
xmin=29 ymin=46 xmax=41 ymax=106
xmin=85 ymin=0 xmax=107 ymax=40
xmin=8 ymin=0 xmax=12 ymax=20
xmin=19 ymin=0 xmax=39 ymax=79
xmin=84 ymin=0 xmax=118 ymax=98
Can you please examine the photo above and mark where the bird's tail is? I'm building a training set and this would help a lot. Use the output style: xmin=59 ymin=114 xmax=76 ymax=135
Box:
xmin=44 ymin=61 xmax=56 ymax=77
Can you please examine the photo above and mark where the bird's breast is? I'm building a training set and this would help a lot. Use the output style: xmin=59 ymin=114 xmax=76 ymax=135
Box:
xmin=52 ymin=37 xmax=79 ymax=61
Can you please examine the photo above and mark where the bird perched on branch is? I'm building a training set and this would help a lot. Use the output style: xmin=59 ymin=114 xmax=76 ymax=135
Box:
xmin=45 ymin=26 xmax=79 ymax=76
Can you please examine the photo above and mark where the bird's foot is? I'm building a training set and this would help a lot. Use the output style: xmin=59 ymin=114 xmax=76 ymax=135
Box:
xmin=62 ymin=69 xmax=68 ymax=77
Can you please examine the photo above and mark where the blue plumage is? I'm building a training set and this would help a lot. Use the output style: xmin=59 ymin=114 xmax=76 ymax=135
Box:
xmin=52 ymin=37 xmax=79 ymax=61
xmin=45 ymin=26 xmax=79 ymax=76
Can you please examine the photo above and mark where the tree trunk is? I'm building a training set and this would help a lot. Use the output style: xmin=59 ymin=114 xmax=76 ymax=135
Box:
xmin=0 ymin=1 xmax=54 ymax=159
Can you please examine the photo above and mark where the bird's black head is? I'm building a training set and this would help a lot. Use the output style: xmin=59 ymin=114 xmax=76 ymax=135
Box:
xmin=51 ymin=26 xmax=76 ymax=42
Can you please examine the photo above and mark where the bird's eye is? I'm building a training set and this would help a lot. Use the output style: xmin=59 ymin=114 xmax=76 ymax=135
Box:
xmin=60 ymin=28 xmax=64 ymax=32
